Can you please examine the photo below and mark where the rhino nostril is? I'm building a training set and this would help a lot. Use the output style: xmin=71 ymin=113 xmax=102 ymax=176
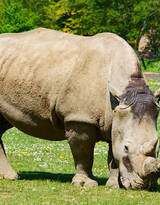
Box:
xmin=124 ymin=145 xmax=129 ymax=153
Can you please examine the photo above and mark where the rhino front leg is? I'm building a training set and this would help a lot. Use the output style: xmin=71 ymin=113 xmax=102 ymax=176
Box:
xmin=0 ymin=115 xmax=18 ymax=180
xmin=106 ymin=142 xmax=119 ymax=188
xmin=0 ymin=139 xmax=18 ymax=179
xmin=65 ymin=122 xmax=98 ymax=187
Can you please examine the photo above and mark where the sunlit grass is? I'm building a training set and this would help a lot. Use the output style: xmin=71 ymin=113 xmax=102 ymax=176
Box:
xmin=2 ymin=128 xmax=160 ymax=205
xmin=141 ymin=59 xmax=160 ymax=73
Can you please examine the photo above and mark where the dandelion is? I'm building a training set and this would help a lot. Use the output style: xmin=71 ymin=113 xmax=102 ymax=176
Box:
xmin=21 ymin=151 xmax=26 ymax=154
xmin=147 ymin=79 xmax=155 ymax=84
xmin=59 ymin=155 xmax=63 ymax=159
xmin=104 ymin=165 xmax=107 ymax=168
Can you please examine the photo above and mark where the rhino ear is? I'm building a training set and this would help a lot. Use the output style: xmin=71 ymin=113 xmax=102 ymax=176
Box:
xmin=109 ymin=85 xmax=131 ymax=110
xmin=109 ymin=84 xmax=121 ymax=101
xmin=154 ymin=89 xmax=160 ymax=107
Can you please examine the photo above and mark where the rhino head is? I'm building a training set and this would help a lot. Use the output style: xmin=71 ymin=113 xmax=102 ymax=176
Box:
xmin=111 ymin=80 xmax=160 ymax=190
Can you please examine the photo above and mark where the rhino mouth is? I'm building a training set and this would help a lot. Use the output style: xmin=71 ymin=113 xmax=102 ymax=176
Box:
xmin=120 ymin=173 xmax=144 ymax=190
xmin=120 ymin=175 xmax=158 ymax=191
xmin=120 ymin=157 xmax=160 ymax=190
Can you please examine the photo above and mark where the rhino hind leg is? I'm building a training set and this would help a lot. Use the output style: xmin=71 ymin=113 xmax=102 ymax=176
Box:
xmin=65 ymin=122 xmax=98 ymax=187
xmin=0 ymin=115 xmax=18 ymax=180
xmin=106 ymin=142 xmax=119 ymax=188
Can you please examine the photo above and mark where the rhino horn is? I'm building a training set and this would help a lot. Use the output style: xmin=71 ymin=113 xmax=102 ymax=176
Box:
xmin=140 ymin=138 xmax=158 ymax=156
xmin=143 ymin=157 xmax=160 ymax=178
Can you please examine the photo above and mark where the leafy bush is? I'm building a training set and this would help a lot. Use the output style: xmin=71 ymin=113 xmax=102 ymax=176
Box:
xmin=43 ymin=0 xmax=107 ymax=35
xmin=0 ymin=0 xmax=159 ymax=53
xmin=43 ymin=0 xmax=160 ymax=51
xmin=0 ymin=1 xmax=38 ymax=33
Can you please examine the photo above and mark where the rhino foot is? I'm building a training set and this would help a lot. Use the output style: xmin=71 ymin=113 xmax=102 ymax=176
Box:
xmin=72 ymin=174 xmax=98 ymax=187
xmin=106 ymin=176 xmax=119 ymax=188
xmin=0 ymin=170 xmax=18 ymax=180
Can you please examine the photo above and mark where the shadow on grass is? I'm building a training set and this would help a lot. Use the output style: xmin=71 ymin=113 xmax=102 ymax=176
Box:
xmin=18 ymin=171 xmax=107 ymax=185
xmin=18 ymin=172 xmax=160 ymax=191
xmin=156 ymin=185 xmax=160 ymax=192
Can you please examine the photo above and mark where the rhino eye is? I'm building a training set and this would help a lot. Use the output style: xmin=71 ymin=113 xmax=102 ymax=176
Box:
xmin=124 ymin=145 xmax=129 ymax=153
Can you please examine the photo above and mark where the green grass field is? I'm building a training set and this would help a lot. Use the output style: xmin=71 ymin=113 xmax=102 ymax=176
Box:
xmin=141 ymin=58 xmax=160 ymax=73
xmin=0 ymin=80 xmax=160 ymax=205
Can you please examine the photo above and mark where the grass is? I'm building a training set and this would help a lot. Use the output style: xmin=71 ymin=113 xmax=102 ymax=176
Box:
xmin=141 ymin=58 xmax=160 ymax=73
xmin=0 ymin=80 xmax=160 ymax=204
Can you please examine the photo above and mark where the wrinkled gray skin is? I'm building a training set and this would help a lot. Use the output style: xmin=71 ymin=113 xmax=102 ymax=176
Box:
xmin=0 ymin=28 xmax=160 ymax=190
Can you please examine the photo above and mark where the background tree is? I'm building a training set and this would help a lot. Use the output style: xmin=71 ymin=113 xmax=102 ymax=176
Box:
xmin=0 ymin=0 xmax=159 ymax=52
xmin=43 ymin=0 xmax=109 ymax=35
xmin=0 ymin=1 xmax=38 ymax=33
xmin=42 ymin=0 xmax=159 ymax=51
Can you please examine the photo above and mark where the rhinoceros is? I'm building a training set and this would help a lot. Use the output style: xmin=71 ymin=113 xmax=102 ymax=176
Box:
xmin=0 ymin=28 xmax=159 ymax=190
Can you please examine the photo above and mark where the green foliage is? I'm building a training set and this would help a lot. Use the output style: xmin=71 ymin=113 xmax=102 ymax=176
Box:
xmin=132 ymin=0 xmax=160 ymax=52
xmin=141 ymin=59 xmax=160 ymax=73
xmin=0 ymin=1 xmax=38 ymax=33
xmin=42 ymin=0 xmax=160 ymax=50
xmin=0 ymin=0 xmax=159 ymax=52
xmin=20 ymin=0 xmax=51 ymax=26
xmin=43 ymin=0 xmax=106 ymax=35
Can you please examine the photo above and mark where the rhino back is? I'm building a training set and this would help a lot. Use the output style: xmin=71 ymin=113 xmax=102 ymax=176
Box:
xmin=0 ymin=28 xmax=84 ymax=139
